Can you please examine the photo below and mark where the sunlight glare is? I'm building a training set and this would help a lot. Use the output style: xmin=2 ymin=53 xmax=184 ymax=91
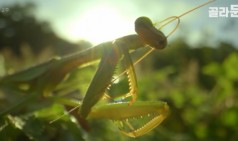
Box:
xmin=68 ymin=5 xmax=132 ymax=45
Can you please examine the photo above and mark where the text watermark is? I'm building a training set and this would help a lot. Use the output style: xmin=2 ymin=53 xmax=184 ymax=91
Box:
xmin=209 ymin=5 xmax=238 ymax=18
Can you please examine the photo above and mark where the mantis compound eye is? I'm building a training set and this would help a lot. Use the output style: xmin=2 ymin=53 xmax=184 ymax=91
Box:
xmin=135 ymin=16 xmax=167 ymax=49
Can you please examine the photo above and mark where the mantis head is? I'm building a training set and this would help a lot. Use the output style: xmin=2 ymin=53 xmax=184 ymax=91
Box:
xmin=135 ymin=16 xmax=167 ymax=50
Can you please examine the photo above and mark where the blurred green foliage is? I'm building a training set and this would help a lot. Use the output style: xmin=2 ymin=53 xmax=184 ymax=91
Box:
xmin=1 ymin=3 xmax=238 ymax=141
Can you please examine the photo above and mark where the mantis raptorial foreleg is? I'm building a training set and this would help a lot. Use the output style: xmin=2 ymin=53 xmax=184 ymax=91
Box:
xmin=53 ymin=99 xmax=169 ymax=138
xmin=88 ymin=101 xmax=169 ymax=138
xmin=119 ymin=45 xmax=138 ymax=105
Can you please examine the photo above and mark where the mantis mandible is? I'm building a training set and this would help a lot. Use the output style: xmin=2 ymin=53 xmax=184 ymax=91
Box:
xmin=0 ymin=0 xmax=215 ymax=138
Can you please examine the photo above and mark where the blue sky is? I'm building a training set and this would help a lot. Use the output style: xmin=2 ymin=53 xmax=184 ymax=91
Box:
xmin=1 ymin=0 xmax=238 ymax=47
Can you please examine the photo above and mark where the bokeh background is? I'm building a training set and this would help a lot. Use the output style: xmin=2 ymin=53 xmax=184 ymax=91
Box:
xmin=0 ymin=0 xmax=238 ymax=141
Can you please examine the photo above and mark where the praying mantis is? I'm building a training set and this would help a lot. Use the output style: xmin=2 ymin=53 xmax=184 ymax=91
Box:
xmin=0 ymin=0 xmax=215 ymax=138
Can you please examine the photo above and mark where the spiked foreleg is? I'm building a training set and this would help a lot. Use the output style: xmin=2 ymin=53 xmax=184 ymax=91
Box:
xmin=120 ymin=48 xmax=138 ymax=105
xmin=114 ymin=40 xmax=138 ymax=105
